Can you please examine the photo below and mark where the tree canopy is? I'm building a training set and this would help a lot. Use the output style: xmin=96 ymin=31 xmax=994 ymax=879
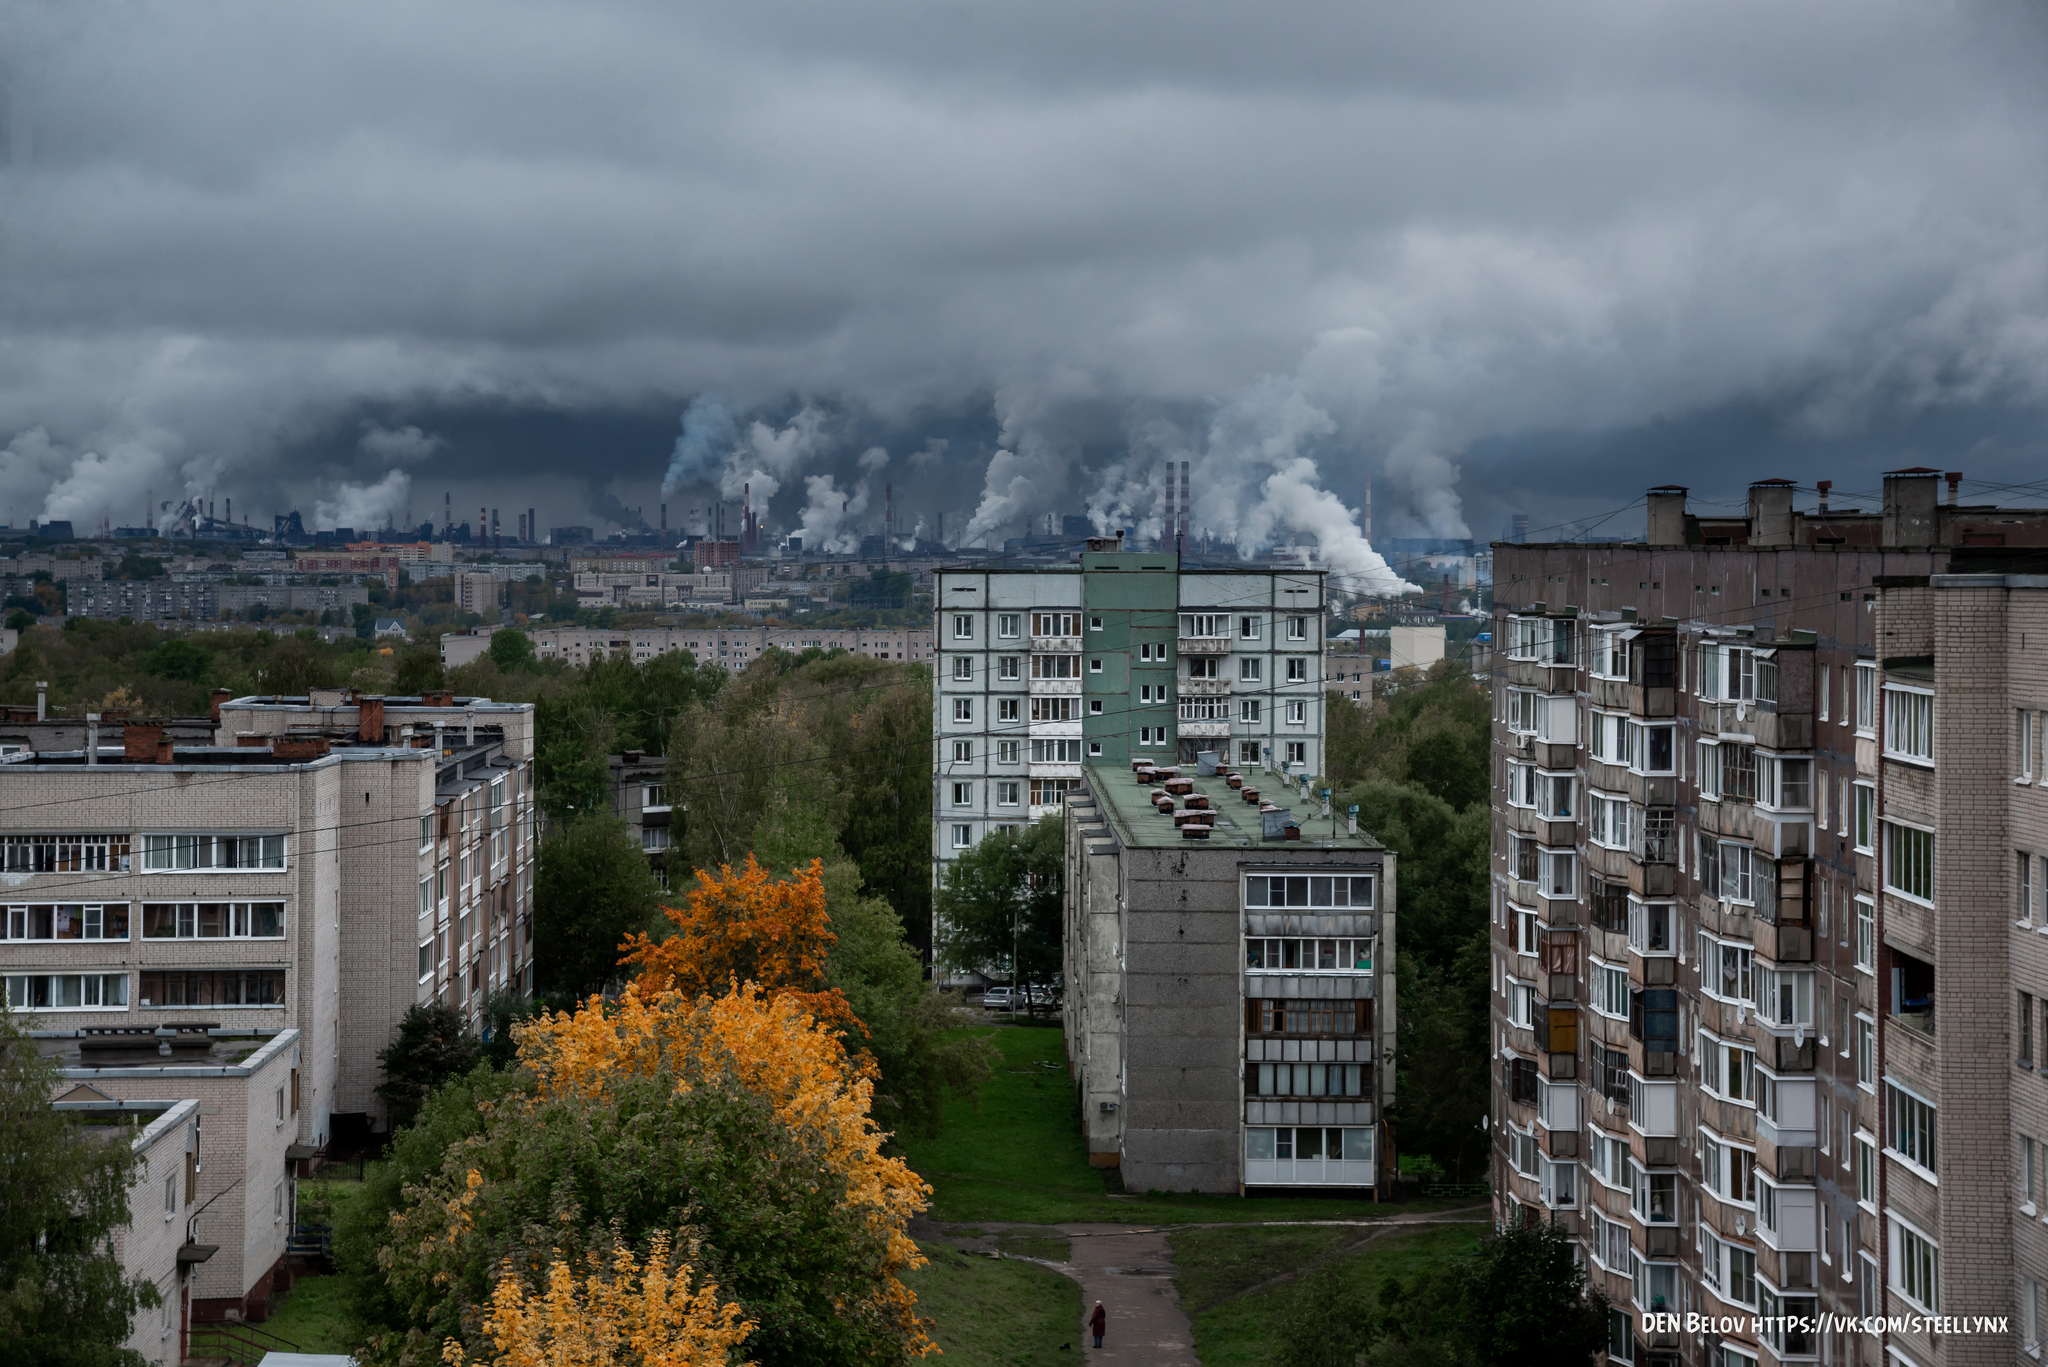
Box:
xmin=0 ymin=1009 xmax=159 ymax=1367
xmin=532 ymin=813 xmax=664 ymax=997
xmin=361 ymin=986 xmax=934 ymax=1367
xmin=932 ymin=815 xmax=1063 ymax=991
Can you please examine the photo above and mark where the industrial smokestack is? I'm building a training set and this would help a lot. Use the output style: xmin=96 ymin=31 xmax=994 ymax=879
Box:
xmin=1363 ymin=476 xmax=1372 ymax=542
xmin=1817 ymin=480 xmax=1832 ymax=515
xmin=528 ymin=507 xmax=536 ymax=545
xmin=1179 ymin=460 xmax=1190 ymax=545
xmin=1946 ymin=471 xmax=1962 ymax=506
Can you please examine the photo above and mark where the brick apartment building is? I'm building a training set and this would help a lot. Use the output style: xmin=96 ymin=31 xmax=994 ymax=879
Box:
xmin=1489 ymin=471 xmax=2048 ymax=1367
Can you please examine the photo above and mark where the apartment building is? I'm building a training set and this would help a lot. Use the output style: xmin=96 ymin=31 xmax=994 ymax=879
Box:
xmin=932 ymin=540 xmax=1327 ymax=881
xmin=529 ymin=624 xmax=935 ymax=669
xmin=1488 ymin=472 xmax=2048 ymax=1367
xmin=1063 ymin=765 xmax=1394 ymax=1193
xmin=0 ymin=690 xmax=536 ymax=1151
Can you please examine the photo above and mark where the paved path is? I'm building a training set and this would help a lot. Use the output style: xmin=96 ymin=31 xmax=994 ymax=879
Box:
xmin=1054 ymin=1224 xmax=1198 ymax=1365
xmin=915 ymin=1207 xmax=1492 ymax=1366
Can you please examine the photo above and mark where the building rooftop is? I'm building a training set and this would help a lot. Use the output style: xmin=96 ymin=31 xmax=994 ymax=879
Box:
xmin=1081 ymin=761 xmax=1382 ymax=852
xmin=33 ymin=1027 xmax=297 ymax=1078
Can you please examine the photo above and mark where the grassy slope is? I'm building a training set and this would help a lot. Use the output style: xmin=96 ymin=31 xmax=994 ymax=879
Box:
xmin=1172 ymin=1224 xmax=1482 ymax=1367
xmin=903 ymin=1242 xmax=1085 ymax=1366
xmin=897 ymin=1025 xmax=1471 ymax=1226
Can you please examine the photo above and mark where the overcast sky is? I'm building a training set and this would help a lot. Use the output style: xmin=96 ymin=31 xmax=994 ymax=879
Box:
xmin=2 ymin=0 xmax=2045 ymax=579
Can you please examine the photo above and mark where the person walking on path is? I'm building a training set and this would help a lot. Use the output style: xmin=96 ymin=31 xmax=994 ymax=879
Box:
xmin=1089 ymin=1301 xmax=1107 ymax=1349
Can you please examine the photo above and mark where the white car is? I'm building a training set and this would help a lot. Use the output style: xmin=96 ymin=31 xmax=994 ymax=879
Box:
xmin=979 ymin=987 xmax=1015 ymax=1010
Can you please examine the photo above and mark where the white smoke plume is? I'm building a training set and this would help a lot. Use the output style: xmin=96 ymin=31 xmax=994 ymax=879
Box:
xmin=857 ymin=445 xmax=890 ymax=473
xmin=314 ymin=468 xmax=411 ymax=532
xmin=797 ymin=473 xmax=870 ymax=554
xmin=961 ymin=399 xmax=1077 ymax=548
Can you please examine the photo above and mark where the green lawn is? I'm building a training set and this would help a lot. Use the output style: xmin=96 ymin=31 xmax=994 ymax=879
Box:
xmin=902 ymin=1241 xmax=1085 ymax=1366
xmin=255 ymin=1274 xmax=356 ymax=1354
xmin=898 ymin=1026 xmax=1478 ymax=1226
xmin=1171 ymin=1224 xmax=1483 ymax=1367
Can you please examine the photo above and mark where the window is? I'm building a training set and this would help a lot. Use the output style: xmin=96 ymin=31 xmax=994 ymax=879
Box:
xmin=1857 ymin=1133 xmax=1877 ymax=1205
xmin=1857 ymin=1017 xmax=1875 ymax=1087
xmin=997 ymin=613 xmax=1020 ymax=638
xmin=1179 ymin=614 xmax=1228 ymax=638
xmin=418 ymin=877 xmax=432 ymax=919
xmin=1628 ymin=900 xmax=1674 ymax=954
xmin=1853 ymin=782 xmax=1875 ymax=851
xmin=1285 ymin=700 xmax=1307 ymax=725
xmin=1700 ymin=936 xmax=1753 ymax=1003
xmin=1538 ymin=849 xmax=1575 ymax=899
xmin=950 ymin=824 xmax=971 ymax=849
xmin=137 ymin=969 xmax=282 ymax=1007
xmin=1538 ymin=774 xmax=1575 ymax=820
xmin=0 ymin=904 xmax=131 ymax=942
xmin=3 ymin=972 xmax=130 ymax=1009
xmin=951 ymin=783 xmax=973 ymax=807
xmin=1248 ymin=1062 xmax=1369 ymax=1096
xmin=1591 ymin=961 xmax=1629 ymax=1019
xmin=1029 ymin=779 xmax=1075 ymax=806
xmin=952 ymin=698 xmax=973 ymax=723
xmin=1030 ymin=739 xmax=1083 ymax=762
xmin=420 ymin=815 xmax=435 ymax=850
xmin=952 ymin=614 xmax=973 ymax=640
xmin=418 ymin=939 xmax=434 ymax=980
xmin=997 ymin=739 xmax=1020 ymax=765
xmin=996 ymin=781 xmax=1020 ymax=807
xmin=1245 ymin=942 xmax=1369 ymax=982
xmin=1710 ymin=842 xmax=1754 ymax=904
xmin=1889 ymin=1218 xmax=1939 ymax=1313
xmin=952 ymin=740 xmax=973 ymax=763
xmin=1239 ymin=741 xmax=1261 ymax=764
xmin=1031 ymin=612 xmax=1081 ymax=637
xmin=1030 ymin=698 xmax=1076 ymax=722
xmin=1701 ymin=1229 xmax=1758 ymax=1309
xmin=1884 ymin=821 xmax=1934 ymax=903
xmin=946 ymin=655 xmax=973 ymax=681
xmin=1887 ymin=1081 xmax=1936 ymax=1173
xmin=1819 ymin=664 xmax=1830 ymax=721
xmin=1700 ymin=1131 xmax=1756 ymax=1206
xmin=1089 ymin=616 xmax=1103 ymax=631
xmin=640 ymin=826 xmax=671 ymax=853
xmin=1239 ymin=699 xmax=1263 ymax=723
xmin=1884 ymin=685 xmax=1934 ymax=761
xmin=1086 ymin=658 xmax=1101 ymax=674
xmin=1240 ymin=657 xmax=1263 ymax=683
xmin=140 ymin=834 xmax=285 ymax=871
xmin=641 ymin=783 xmax=668 ymax=812
xmin=141 ymin=903 xmax=286 ymax=939
xmin=1756 ymin=754 xmax=1810 ymax=809
xmin=1854 ymin=662 xmax=1877 ymax=732
xmin=998 ymin=698 xmax=1020 ymax=722
xmin=1699 ymin=1035 xmax=1755 ymax=1105
xmin=1587 ymin=793 xmax=1628 ymax=848
xmin=1088 ymin=700 xmax=1104 ymax=715
xmin=1628 ymin=722 xmax=1674 ymax=774
xmin=1244 ymin=874 xmax=1375 ymax=908
xmin=1030 ymin=653 xmax=1080 ymax=679
xmin=1285 ymin=657 xmax=1307 ymax=683
xmin=1286 ymin=617 xmax=1308 ymax=642
xmin=1240 ymin=616 xmax=1262 ymax=640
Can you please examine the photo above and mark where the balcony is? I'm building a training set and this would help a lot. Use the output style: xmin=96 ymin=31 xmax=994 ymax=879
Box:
xmin=1180 ymin=677 xmax=1233 ymax=696
xmin=1029 ymin=636 xmax=1082 ymax=654
xmin=1178 ymin=636 xmax=1233 ymax=655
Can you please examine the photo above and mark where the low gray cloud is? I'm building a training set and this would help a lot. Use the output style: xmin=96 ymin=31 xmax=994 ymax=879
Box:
xmin=1 ymin=0 xmax=2045 ymax=565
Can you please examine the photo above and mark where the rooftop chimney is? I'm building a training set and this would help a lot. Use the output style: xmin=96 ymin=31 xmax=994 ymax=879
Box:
xmin=1883 ymin=468 xmax=1940 ymax=546
xmin=36 ymin=680 xmax=47 ymax=722
xmin=85 ymin=712 xmax=99 ymax=766
xmin=1645 ymin=486 xmax=1688 ymax=546
xmin=1945 ymin=471 xmax=1963 ymax=506
xmin=1816 ymin=480 xmax=1832 ymax=515
xmin=209 ymin=688 xmax=233 ymax=726
xmin=125 ymin=723 xmax=165 ymax=762
xmin=1748 ymin=479 xmax=1796 ymax=547
xmin=358 ymin=696 xmax=386 ymax=745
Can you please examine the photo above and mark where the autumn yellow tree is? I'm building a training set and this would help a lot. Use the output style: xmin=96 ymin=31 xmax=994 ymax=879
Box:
xmin=619 ymin=856 xmax=864 ymax=1042
xmin=370 ymin=985 xmax=933 ymax=1367
xmin=441 ymin=1232 xmax=754 ymax=1367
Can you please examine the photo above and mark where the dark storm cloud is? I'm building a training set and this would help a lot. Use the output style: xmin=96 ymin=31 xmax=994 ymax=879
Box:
xmin=0 ymin=0 xmax=2045 ymax=562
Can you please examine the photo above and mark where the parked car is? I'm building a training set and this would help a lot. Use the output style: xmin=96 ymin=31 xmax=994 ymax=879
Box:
xmin=979 ymin=987 xmax=1015 ymax=1011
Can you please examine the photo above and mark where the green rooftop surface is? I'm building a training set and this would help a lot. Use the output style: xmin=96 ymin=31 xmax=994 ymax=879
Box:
xmin=1079 ymin=761 xmax=1383 ymax=851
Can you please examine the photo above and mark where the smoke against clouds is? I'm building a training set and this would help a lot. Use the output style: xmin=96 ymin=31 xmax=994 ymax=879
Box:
xmin=2 ymin=1 xmax=2048 ymax=556
xmin=314 ymin=469 xmax=410 ymax=533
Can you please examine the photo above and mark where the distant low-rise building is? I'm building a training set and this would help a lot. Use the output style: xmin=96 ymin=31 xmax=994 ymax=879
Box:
xmin=529 ymin=625 xmax=935 ymax=669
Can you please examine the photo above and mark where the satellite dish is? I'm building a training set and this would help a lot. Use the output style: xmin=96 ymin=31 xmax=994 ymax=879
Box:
xmin=1735 ymin=1216 xmax=1747 ymax=1236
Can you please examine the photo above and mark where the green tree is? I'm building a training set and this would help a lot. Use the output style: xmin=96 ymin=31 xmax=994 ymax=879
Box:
xmin=933 ymin=816 xmax=1062 ymax=992
xmin=373 ymin=1003 xmax=480 ymax=1131
xmin=392 ymin=644 xmax=443 ymax=694
xmin=1392 ymin=928 xmax=1492 ymax=1181
xmin=140 ymin=637 xmax=211 ymax=685
xmin=1347 ymin=777 xmax=1487 ymax=969
xmin=0 ymin=1008 xmax=160 ymax=1367
xmin=486 ymin=628 xmax=534 ymax=671
xmin=532 ymin=813 xmax=663 ymax=995
xmin=1455 ymin=1217 xmax=1608 ymax=1367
